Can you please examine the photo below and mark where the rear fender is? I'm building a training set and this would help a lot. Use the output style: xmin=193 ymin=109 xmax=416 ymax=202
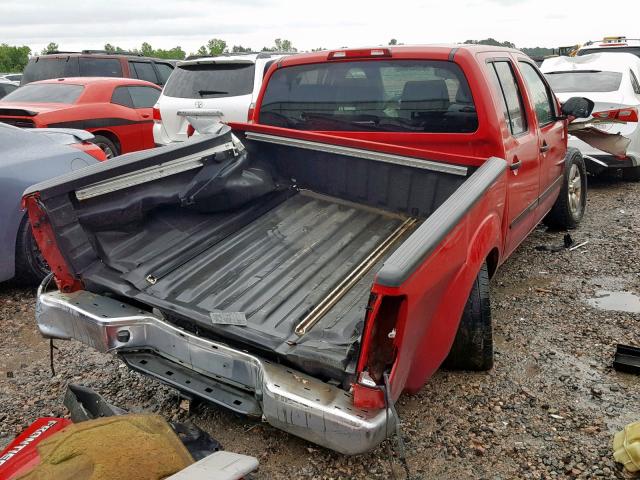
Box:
xmin=402 ymin=212 xmax=502 ymax=393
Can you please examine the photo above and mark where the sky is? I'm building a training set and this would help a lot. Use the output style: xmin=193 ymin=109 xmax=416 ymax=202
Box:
xmin=1 ymin=0 xmax=638 ymax=55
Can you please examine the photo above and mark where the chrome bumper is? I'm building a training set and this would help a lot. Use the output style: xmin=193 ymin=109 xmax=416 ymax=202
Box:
xmin=35 ymin=284 xmax=393 ymax=454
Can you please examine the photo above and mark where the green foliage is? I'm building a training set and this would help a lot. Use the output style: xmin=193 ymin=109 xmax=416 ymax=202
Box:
xmin=521 ymin=46 xmax=555 ymax=58
xmin=262 ymin=39 xmax=297 ymax=53
xmin=389 ymin=38 xmax=398 ymax=45
xmin=464 ymin=38 xmax=516 ymax=49
xmin=102 ymin=42 xmax=185 ymax=59
xmin=0 ymin=43 xmax=31 ymax=72
xmin=40 ymin=42 xmax=59 ymax=55
xmin=231 ymin=45 xmax=252 ymax=53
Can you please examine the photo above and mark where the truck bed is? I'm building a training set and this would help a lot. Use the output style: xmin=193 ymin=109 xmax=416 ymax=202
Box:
xmin=87 ymin=190 xmax=414 ymax=380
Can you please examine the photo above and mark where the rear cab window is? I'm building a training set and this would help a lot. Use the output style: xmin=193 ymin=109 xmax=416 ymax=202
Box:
xmin=2 ymin=83 xmax=84 ymax=103
xmin=163 ymin=62 xmax=257 ymax=99
xmin=259 ymin=60 xmax=478 ymax=133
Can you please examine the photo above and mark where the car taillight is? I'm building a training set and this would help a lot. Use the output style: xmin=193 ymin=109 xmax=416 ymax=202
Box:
xmin=22 ymin=194 xmax=84 ymax=293
xmin=592 ymin=107 xmax=638 ymax=122
xmin=152 ymin=105 xmax=162 ymax=123
xmin=186 ymin=124 xmax=195 ymax=137
xmin=247 ymin=102 xmax=256 ymax=123
xmin=70 ymin=142 xmax=107 ymax=162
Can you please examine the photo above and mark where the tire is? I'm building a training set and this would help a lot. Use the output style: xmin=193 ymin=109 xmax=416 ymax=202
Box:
xmin=543 ymin=148 xmax=587 ymax=229
xmin=622 ymin=166 xmax=640 ymax=182
xmin=13 ymin=216 xmax=49 ymax=285
xmin=91 ymin=135 xmax=119 ymax=159
xmin=442 ymin=263 xmax=493 ymax=371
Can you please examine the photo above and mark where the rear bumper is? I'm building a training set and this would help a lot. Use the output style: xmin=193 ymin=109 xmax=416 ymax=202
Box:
xmin=583 ymin=154 xmax=637 ymax=174
xmin=35 ymin=283 xmax=393 ymax=454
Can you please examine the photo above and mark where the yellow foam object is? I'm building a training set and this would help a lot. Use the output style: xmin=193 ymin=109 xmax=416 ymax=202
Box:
xmin=18 ymin=414 xmax=194 ymax=480
xmin=613 ymin=421 xmax=640 ymax=473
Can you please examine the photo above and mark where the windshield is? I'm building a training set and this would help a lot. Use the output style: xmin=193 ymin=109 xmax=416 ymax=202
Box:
xmin=578 ymin=46 xmax=640 ymax=59
xmin=2 ymin=83 xmax=84 ymax=103
xmin=545 ymin=71 xmax=623 ymax=93
xmin=163 ymin=63 xmax=255 ymax=98
xmin=259 ymin=60 xmax=478 ymax=133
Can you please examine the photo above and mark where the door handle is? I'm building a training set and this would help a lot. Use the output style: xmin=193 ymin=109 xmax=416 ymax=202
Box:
xmin=510 ymin=159 xmax=521 ymax=171
xmin=141 ymin=113 xmax=151 ymax=119
xmin=540 ymin=142 xmax=550 ymax=153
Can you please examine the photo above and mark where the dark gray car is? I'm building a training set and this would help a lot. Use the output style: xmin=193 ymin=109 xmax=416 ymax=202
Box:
xmin=0 ymin=123 xmax=100 ymax=283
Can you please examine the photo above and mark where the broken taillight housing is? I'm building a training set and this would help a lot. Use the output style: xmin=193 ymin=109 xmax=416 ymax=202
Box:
xmin=186 ymin=124 xmax=195 ymax=137
xmin=592 ymin=107 xmax=638 ymax=123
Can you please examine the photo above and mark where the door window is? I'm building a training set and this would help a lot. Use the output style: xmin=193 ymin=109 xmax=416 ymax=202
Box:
xmin=111 ymin=86 xmax=134 ymax=107
xmin=487 ymin=61 xmax=527 ymax=135
xmin=630 ymin=70 xmax=640 ymax=95
xmin=154 ymin=63 xmax=174 ymax=84
xmin=79 ymin=58 xmax=122 ymax=77
xmin=128 ymin=86 xmax=161 ymax=108
xmin=130 ymin=61 xmax=158 ymax=84
xmin=519 ymin=62 xmax=555 ymax=126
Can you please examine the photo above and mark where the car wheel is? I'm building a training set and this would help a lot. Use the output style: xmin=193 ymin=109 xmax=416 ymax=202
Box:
xmin=91 ymin=135 xmax=119 ymax=159
xmin=14 ymin=216 xmax=49 ymax=284
xmin=442 ymin=263 xmax=493 ymax=371
xmin=543 ymin=148 xmax=587 ymax=229
xmin=622 ymin=166 xmax=640 ymax=182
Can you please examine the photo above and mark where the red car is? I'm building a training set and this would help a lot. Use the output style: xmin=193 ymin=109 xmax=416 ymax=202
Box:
xmin=0 ymin=77 xmax=161 ymax=158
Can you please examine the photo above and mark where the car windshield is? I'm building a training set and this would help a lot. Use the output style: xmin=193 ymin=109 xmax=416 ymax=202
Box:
xmin=2 ymin=83 xmax=84 ymax=103
xmin=545 ymin=70 xmax=623 ymax=93
xmin=577 ymin=46 xmax=640 ymax=60
xmin=259 ymin=60 xmax=478 ymax=133
xmin=163 ymin=63 xmax=255 ymax=98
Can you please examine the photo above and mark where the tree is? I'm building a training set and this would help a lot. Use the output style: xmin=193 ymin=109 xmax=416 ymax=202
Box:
xmin=263 ymin=39 xmax=297 ymax=53
xmin=40 ymin=42 xmax=59 ymax=55
xmin=388 ymin=38 xmax=398 ymax=45
xmin=231 ymin=45 xmax=252 ymax=53
xmin=0 ymin=44 xmax=31 ymax=72
xmin=140 ymin=42 xmax=154 ymax=57
xmin=206 ymin=38 xmax=227 ymax=55
xmin=463 ymin=38 xmax=516 ymax=49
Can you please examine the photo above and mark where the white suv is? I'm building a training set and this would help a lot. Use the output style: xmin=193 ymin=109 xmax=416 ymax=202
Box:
xmin=153 ymin=52 xmax=286 ymax=145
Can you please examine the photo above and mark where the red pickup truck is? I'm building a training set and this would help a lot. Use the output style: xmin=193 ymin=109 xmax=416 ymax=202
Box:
xmin=24 ymin=45 xmax=592 ymax=454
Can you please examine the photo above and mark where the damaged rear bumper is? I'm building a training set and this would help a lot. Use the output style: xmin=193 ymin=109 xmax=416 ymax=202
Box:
xmin=35 ymin=283 xmax=394 ymax=455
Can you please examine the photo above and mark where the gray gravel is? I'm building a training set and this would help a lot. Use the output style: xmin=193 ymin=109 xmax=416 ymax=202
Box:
xmin=1 ymin=175 xmax=639 ymax=479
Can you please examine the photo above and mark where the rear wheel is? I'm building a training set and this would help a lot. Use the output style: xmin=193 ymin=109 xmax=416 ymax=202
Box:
xmin=622 ymin=166 xmax=640 ymax=182
xmin=443 ymin=263 xmax=493 ymax=371
xmin=14 ymin=216 xmax=49 ymax=285
xmin=544 ymin=148 xmax=586 ymax=229
xmin=91 ymin=135 xmax=119 ymax=159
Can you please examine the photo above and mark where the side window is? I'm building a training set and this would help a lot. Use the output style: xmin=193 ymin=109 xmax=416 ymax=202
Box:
xmin=130 ymin=62 xmax=158 ymax=84
xmin=154 ymin=63 xmax=173 ymax=84
xmin=79 ymin=58 xmax=123 ymax=77
xmin=111 ymin=86 xmax=133 ymax=107
xmin=630 ymin=70 xmax=640 ymax=95
xmin=128 ymin=86 xmax=161 ymax=108
xmin=488 ymin=61 xmax=527 ymax=135
xmin=262 ymin=60 xmax=275 ymax=78
xmin=518 ymin=61 xmax=555 ymax=126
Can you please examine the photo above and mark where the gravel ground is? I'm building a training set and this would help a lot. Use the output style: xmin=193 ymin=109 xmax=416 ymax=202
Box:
xmin=1 ymin=175 xmax=639 ymax=479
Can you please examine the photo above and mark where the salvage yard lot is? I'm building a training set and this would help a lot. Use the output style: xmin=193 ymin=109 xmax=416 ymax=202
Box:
xmin=1 ymin=176 xmax=639 ymax=479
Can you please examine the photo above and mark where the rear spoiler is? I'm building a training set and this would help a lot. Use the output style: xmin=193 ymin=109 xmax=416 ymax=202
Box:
xmin=0 ymin=108 xmax=38 ymax=117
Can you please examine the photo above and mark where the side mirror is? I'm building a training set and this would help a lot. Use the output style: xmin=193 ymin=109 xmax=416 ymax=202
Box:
xmin=561 ymin=97 xmax=594 ymax=119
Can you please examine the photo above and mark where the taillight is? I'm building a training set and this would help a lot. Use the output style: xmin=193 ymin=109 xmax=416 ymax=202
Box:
xmin=152 ymin=105 xmax=162 ymax=123
xmin=186 ymin=123 xmax=195 ymax=137
xmin=247 ymin=102 xmax=255 ymax=123
xmin=22 ymin=194 xmax=84 ymax=293
xmin=592 ymin=107 xmax=638 ymax=123
xmin=70 ymin=142 xmax=107 ymax=162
